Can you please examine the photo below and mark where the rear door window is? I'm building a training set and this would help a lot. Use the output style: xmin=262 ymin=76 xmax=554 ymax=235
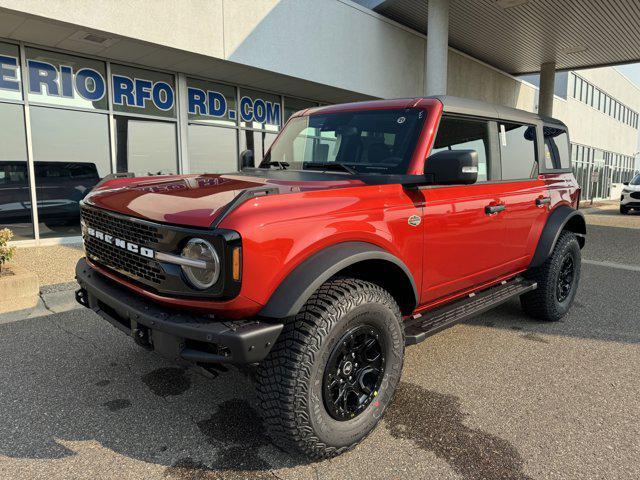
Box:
xmin=498 ymin=123 xmax=538 ymax=180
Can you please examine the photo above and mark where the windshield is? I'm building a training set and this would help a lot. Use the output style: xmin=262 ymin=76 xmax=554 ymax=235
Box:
xmin=630 ymin=174 xmax=640 ymax=186
xmin=261 ymin=108 xmax=426 ymax=174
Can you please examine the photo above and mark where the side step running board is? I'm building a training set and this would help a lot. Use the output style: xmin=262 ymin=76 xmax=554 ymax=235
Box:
xmin=404 ymin=277 xmax=537 ymax=346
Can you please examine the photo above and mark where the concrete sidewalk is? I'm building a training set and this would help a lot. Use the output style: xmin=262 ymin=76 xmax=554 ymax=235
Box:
xmin=0 ymin=243 xmax=84 ymax=323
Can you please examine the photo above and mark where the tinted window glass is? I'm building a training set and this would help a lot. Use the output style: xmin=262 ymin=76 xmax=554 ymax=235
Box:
xmin=499 ymin=123 xmax=537 ymax=180
xmin=239 ymin=88 xmax=281 ymax=132
xmin=30 ymin=106 xmax=110 ymax=238
xmin=431 ymin=116 xmax=490 ymax=182
xmin=0 ymin=103 xmax=33 ymax=239
xmin=187 ymin=78 xmax=237 ymax=127
xmin=111 ymin=64 xmax=175 ymax=118
xmin=543 ymin=126 xmax=570 ymax=169
xmin=0 ymin=42 xmax=22 ymax=101
xmin=26 ymin=48 xmax=108 ymax=110
xmin=241 ymin=129 xmax=278 ymax=166
xmin=266 ymin=109 xmax=425 ymax=174
xmin=115 ymin=116 xmax=177 ymax=176
xmin=284 ymin=97 xmax=318 ymax=123
xmin=188 ymin=124 xmax=238 ymax=173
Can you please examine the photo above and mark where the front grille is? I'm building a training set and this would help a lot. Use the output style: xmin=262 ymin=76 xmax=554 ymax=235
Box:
xmin=81 ymin=206 xmax=166 ymax=285
xmin=81 ymin=205 xmax=163 ymax=245
xmin=85 ymin=237 xmax=166 ymax=284
xmin=630 ymin=191 xmax=640 ymax=200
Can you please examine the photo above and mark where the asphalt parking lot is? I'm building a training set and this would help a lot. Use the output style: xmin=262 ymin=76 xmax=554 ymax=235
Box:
xmin=1 ymin=206 xmax=639 ymax=480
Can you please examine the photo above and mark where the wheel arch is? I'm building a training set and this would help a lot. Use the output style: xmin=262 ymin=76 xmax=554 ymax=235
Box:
xmin=258 ymin=242 xmax=418 ymax=318
xmin=529 ymin=206 xmax=586 ymax=268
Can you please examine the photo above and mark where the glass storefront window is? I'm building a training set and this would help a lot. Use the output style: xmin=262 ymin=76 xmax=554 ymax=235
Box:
xmin=239 ymin=129 xmax=278 ymax=166
xmin=238 ymin=88 xmax=281 ymax=132
xmin=111 ymin=64 xmax=176 ymax=118
xmin=115 ymin=116 xmax=177 ymax=176
xmin=0 ymin=42 xmax=22 ymax=102
xmin=26 ymin=48 xmax=108 ymax=111
xmin=30 ymin=106 xmax=111 ymax=238
xmin=284 ymin=97 xmax=318 ymax=123
xmin=0 ymin=103 xmax=33 ymax=239
xmin=188 ymin=124 xmax=238 ymax=174
xmin=1 ymin=43 xmax=325 ymax=240
xmin=187 ymin=79 xmax=237 ymax=127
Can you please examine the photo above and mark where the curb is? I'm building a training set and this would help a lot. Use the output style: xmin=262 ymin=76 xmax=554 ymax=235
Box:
xmin=0 ymin=264 xmax=39 ymax=316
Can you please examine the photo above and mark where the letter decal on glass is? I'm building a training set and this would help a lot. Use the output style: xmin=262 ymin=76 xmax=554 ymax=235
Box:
xmin=240 ymin=96 xmax=253 ymax=122
xmin=0 ymin=55 xmax=20 ymax=92
xmin=75 ymin=68 xmax=106 ymax=101
xmin=112 ymin=75 xmax=135 ymax=106
xmin=188 ymin=87 xmax=207 ymax=115
xmin=152 ymin=81 xmax=174 ymax=111
xmin=28 ymin=60 xmax=60 ymax=96
xmin=266 ymin=101 xmax=281 ymax=126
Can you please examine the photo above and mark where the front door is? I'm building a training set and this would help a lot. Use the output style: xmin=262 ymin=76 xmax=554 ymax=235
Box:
xmin=420 ymin=115 xmax=512 ymax=303
xmin=421 ymin=183 xmax=515 ymax=303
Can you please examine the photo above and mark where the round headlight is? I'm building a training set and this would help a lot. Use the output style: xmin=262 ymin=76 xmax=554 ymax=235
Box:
xmin=181 ymin=238 xmax=220 ymax=290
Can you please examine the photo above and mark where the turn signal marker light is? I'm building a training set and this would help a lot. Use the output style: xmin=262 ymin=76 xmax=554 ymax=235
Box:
xmin=232 ymin=247 xmax=242 ymax=281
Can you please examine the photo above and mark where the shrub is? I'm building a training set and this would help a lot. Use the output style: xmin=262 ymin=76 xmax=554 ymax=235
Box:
xmin=0 ymin=228 xmax=16 ymax=273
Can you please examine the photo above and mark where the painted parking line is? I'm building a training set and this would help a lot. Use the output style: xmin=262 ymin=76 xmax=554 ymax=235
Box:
xmin=583 ymin=259 xmax=640 ymax=272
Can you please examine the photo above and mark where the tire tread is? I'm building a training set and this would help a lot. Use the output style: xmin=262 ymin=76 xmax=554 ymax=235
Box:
xmin=257 ymin=278 xmax=403 ymax=459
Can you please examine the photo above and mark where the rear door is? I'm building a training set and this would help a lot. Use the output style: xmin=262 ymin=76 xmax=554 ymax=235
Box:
xmin=420 ymin=115 xmax=514 ymax=303
xmin=496 ymin=122 xmax=550 ymax=269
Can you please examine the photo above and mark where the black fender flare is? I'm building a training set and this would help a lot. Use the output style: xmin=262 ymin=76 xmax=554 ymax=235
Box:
xmin=259 ymin=242 xmax=418 ymax=318
xmin=529 ymin=206 xmax=586 ymax=268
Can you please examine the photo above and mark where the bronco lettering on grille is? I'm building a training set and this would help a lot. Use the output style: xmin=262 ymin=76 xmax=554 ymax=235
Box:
xmin=86 ymin=227 xmax=155 ymax=259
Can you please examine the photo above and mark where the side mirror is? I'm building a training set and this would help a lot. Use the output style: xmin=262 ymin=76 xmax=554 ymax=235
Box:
xmin=240 ymin=149 xmax=255 ymax=169
xmin=623 ymin=181 xmax=629 ymax=186
xmin=424 ymin=149 xmax=478 ymax=185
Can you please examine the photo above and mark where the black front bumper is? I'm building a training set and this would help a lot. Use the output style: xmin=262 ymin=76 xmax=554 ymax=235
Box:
xmin=75 ymin=258 xmax=283 ymax=364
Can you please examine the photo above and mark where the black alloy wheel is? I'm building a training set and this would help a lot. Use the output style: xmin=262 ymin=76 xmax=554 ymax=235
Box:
xmin=556 ymin=254 xmax=575 ymax=302
xmin=520 ymin=231 xmax=581 ymax=321
xmin=257 ymin=278 xmax=405 ymax=458
xmin=323 ymin=325 xmax=386 ymax=421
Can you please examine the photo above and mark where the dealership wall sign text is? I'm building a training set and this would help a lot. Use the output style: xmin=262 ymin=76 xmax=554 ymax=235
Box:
xmin=0 ymin=54 xmax=281 ymax=124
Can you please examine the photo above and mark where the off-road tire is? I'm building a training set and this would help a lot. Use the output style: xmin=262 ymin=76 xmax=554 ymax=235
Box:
xmin=520 ymin=231 xmax=581 ymax=321
xmin=620 ymin=205 xmax=629 ymax=214
xmin=257 ymin=278 xmax=404 ymax=459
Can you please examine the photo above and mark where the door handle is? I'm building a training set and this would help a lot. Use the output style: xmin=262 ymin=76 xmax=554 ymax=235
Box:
xmin=485 ymin=203 xmax=506 ymax=215
xmin=536 ymin=197 xmax=551 ymax=207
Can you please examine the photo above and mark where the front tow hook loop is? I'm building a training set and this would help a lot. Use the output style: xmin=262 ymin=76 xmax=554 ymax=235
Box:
xmin=75 ymin=288 xmax=88 ymax=308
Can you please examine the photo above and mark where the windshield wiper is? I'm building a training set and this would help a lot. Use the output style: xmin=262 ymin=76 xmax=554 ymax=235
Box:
xmin=303 ymin=162 xmax=357 ymax=175
xmin=260 ymin=161 xmax=289 ymax=170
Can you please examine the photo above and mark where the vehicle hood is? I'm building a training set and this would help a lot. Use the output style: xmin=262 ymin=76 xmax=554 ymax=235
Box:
xmin=83 ymin=171 xmax=366 ymax=228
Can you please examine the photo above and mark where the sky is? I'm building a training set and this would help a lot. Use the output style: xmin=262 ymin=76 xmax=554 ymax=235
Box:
xmin=614 ymin=64 xmax=640 ymax=89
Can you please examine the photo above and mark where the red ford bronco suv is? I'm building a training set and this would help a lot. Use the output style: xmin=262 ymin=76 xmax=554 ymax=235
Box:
xmin=75 ymin=96 xmax=585 ymax=458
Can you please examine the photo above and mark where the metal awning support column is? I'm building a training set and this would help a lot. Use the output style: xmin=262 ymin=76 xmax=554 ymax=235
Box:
xmin=425 ymin=0 xmax=450 ymax=96
xmin=538 ymin=61 xmax=556 ymax=117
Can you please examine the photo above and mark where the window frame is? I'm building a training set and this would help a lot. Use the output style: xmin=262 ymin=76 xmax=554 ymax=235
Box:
xmin=428 ymin=113 xmax=501 ymax=184
xmin=541 ymin=124 xmax=572 ymax=173
xmin=496 ymin=120 xmax=540 ymax=182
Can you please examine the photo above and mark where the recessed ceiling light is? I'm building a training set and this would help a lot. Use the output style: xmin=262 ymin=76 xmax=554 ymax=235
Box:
xmin=561 ymin=45 xmax=588 ymax=54
xmin=68 ymin=31 xmax=119 ymax=48
xmin=82 ymin=33 xmax=109 ymax=44
xmin=496 ymin=0 xmax=530 ymax=9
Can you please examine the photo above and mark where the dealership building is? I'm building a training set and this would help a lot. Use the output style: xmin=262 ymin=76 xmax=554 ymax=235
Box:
xmin=1 ymin=0 xmax=639 ymax=244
